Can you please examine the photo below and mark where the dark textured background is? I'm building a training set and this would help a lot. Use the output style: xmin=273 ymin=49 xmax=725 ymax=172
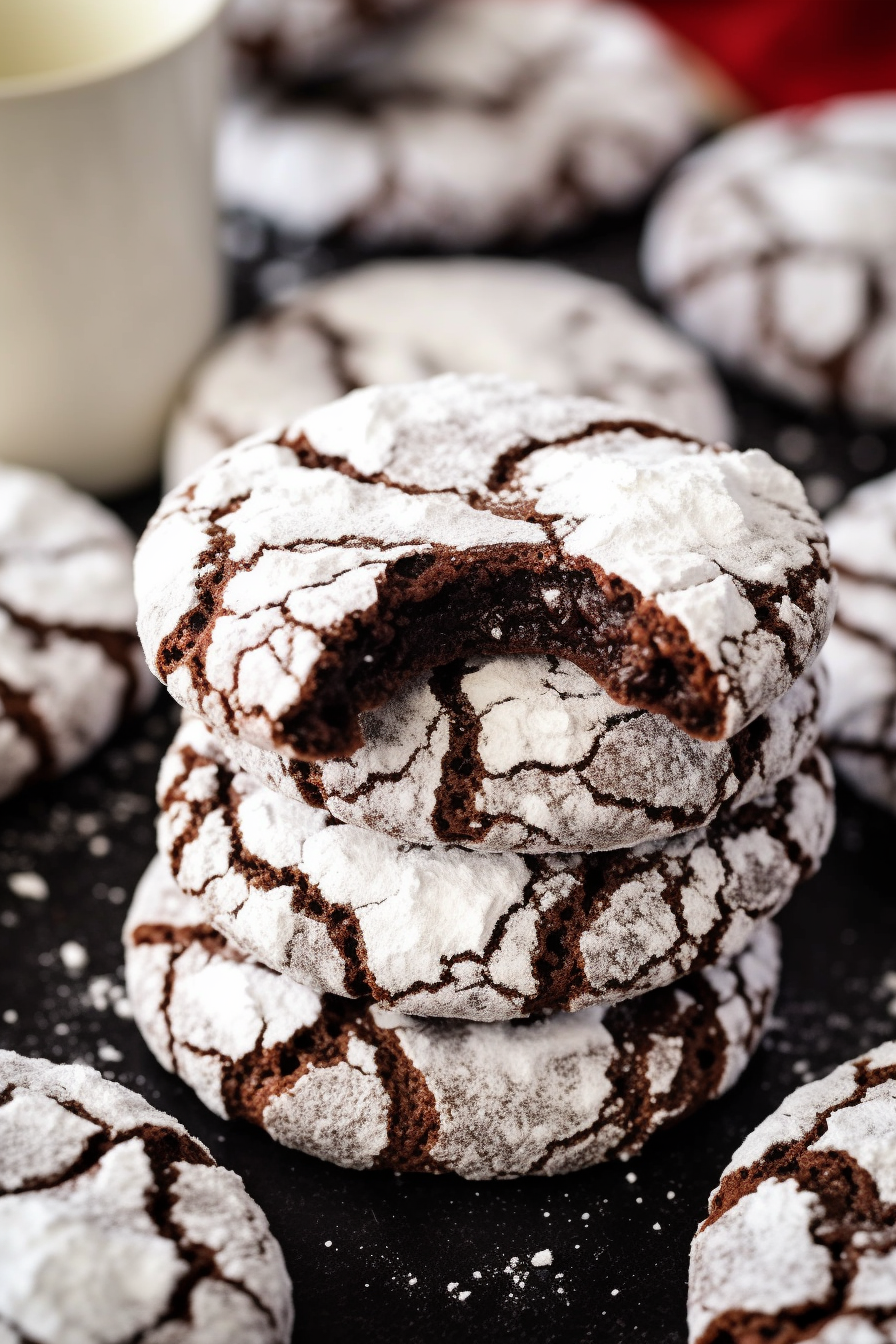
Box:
xmin=1 ymin=204 xmax=894 ymax=1343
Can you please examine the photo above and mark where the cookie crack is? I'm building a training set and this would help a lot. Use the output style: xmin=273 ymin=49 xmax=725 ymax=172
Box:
xmin=0 ymin=596 xmax=143 ymax=713
xmin=528 ymin=965 xmax=747 ymax=1175
xmin=0 ymin=675 xmax=53 ymax=779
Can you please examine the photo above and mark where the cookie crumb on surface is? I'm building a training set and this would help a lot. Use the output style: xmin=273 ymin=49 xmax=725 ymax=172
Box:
xmin=8 ymin=872 xmax=48 ymax=901
xmin=59 ymin=941 xmax=88 ymax=972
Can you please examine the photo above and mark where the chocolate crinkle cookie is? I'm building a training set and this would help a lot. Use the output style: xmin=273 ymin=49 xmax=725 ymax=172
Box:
xmin=218 ymin=0 xmax=710 ymax=247
xmin=125 ymin=857 xmax=780 ymax=1180
xmin=0 ymin=465 xmax=156 ymax=802
xmin=219 ymin=659 xmax=826 ymax=853
xmin=135 ymin=374 xmax=834 ymax=763
xmin=822 ymin=469 xmax=896 ymax=812
xmin=156 ymin=716 xmax=833 ymax=1021
xmin=0 ymin=1051 xmax=293 ymax=1343
xmin=644 ymin=94 xmax=896 ymax=421
xmin=689 ymin=1042 xmax=896 ymax=1343
xmin=227 ymin=0 xmax=427 ymax=84
xmin=163 ymin=258 xmax=733 ymax=489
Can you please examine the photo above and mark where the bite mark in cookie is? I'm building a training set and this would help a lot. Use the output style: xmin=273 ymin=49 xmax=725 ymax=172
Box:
xmin=136 ymin=375 xmax=833 ymax=761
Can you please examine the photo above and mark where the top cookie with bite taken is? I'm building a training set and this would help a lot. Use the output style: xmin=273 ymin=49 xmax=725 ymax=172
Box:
xmin=135 ymin=373 xmax=833 ymax=760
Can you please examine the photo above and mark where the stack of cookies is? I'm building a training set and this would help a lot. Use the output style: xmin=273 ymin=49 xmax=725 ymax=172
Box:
xmin=128 ymin=373 xmax=836 ymax=1180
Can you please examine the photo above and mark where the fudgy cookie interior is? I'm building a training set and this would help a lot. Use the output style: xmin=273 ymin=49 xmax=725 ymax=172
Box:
xmin=243 ymin=549 xmax=722 ymax=759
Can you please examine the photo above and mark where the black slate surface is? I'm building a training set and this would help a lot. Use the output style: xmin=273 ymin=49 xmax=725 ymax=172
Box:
xmin=2 ymin=204 xmax=896 ymax=1343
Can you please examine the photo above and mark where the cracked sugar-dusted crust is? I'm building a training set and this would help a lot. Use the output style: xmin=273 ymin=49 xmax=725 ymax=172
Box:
xmin=157 ymin=715 xmax=832 ymax=1021
xmin=644 ymin=94 xmax=896 ymax=421
xmin=164 ymin=258 xmax=733 ymax=489
xmin=125 ymin=856 xmax=780 ymax=1180
xmin=822 ymin=469 xmax=896 ymax=813
xmin=136 ymin=374 xmax=834 ymax=762
xmin=227 ymin=0 xmax=426 ymax=83
xmin=0 ymin=1051 xmax=293 ymax=1344
xmin=219 ymin=658 xmax=825 ymax=853
xmin=218 ymin=0 xmax=708 ymax=248
xmin=0 ymin=465 xmax=156 ymax=802
xmin=688 ymin=1042 xmax=896 ymax=1344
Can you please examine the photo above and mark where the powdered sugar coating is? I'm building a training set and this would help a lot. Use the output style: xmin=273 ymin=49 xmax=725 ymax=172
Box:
xmin=644 ymin=94 xmax=896 ymax=420
xmin=220 ymin=658 xmax=825 ymax=852
xmin=689 ymin=1041 xmax=896 ymax=1343
xmin=218 ymin=0 xmax=708 ymax=247
xmin=0 ymin=466 xmax=156 ymax=802
xmin=125 ymin=856 xmax=780 ymax=1180
xmin=0 ymin=1051 xmax=293 ymax=1344
xmin=164 ymin=258 xmax=733 ymax=488
xmin=227 ymin=0 xmax=425 ymax=82
xmin=822 ymin=468 xmax=896 ymax=811
xmin=157 ymin=715 xmax=832 ymax=1020
xmin=137 ymin=375 xmax=833 ymax=763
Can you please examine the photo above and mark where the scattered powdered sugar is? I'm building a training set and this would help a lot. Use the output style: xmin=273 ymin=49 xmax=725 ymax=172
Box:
xmin=59 ymin=942 xmax=88 ymax=973
xmin=0 ymin=709 xmax=168 ymax=1080
xmin=8 ymin=873 xmax=48 ymax=902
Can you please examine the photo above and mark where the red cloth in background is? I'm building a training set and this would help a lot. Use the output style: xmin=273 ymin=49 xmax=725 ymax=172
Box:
xmin=639 ymin=0 xmax=896 ymax=109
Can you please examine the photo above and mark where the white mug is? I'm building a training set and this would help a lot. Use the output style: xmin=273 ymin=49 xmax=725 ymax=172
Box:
xmin=0 ymin=0 xmax=227 ymax=494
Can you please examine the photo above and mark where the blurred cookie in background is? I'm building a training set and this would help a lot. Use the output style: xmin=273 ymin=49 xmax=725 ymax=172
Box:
xmin=823 ymin=468 xmax=896 ymax=812
xmin=164 ymin=257 xmax=733 ymax=486
xmin=226 ymin=0 xmax=428 ymax=85
xmin=218 ymin=0 xmax=713 ymax=248
xmin=0 ymin=466 xmax=156 ymax=803
xmin=644 ymin=94 xmax=896 ymax=422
